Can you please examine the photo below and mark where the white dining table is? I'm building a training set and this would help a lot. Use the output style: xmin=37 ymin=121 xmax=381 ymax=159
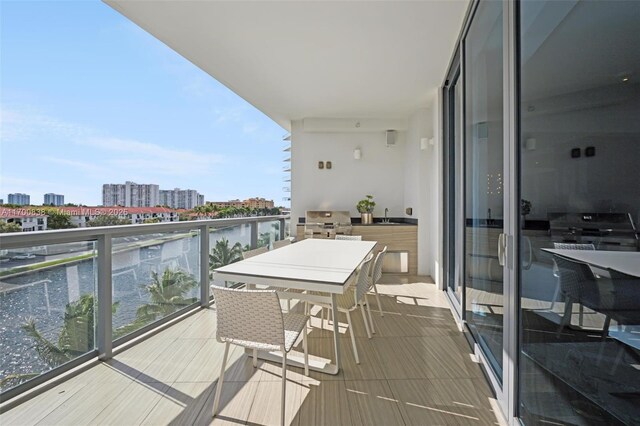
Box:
xmin=212 ymin=238 xmax=377 ymax=375
xmin=542 ymin=249 xmax=640 ymax=277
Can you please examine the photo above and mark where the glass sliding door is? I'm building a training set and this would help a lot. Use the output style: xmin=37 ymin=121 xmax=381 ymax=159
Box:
xmin=444 ymin=56 xmax=464 ymax=306
xmin=518 ymin=1 xmax=640 ymax=424
xmin=464 ymin=0 xmax=505 ymax=381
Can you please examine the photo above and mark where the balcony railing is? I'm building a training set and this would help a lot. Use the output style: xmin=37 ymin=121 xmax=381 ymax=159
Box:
xmin=0 ymin=215 xmax=289 ymax=402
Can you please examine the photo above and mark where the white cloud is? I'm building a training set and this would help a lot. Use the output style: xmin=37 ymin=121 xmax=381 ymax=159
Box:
xmin=80 ymin=137 xmax=223 ymax=175
xmin=0 ymin=106 xmax=93 ymax=142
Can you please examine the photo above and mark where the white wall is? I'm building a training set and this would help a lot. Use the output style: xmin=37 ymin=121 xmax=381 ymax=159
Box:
xmin=290 ymin=120 xmax=407 ymax=222
xmin=291 ymin=105 xmax=443 ymax=279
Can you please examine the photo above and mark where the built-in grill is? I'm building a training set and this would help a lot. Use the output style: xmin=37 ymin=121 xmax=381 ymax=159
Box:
xmin=548 ymin=212 xmax=638 ymax=251
xmin=304 ymin=210 xmax=353 ymax=239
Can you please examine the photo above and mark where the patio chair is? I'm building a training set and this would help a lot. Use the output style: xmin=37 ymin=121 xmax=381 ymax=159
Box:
xmin=313 ymin=253 xmax=374 ymax=363
xmin=335 ymin=235 xmax=362 ymax=241
xmin=365 ymin=246 xmax=388 ymax=334
xmin=273 ymin=238 xmax=292 ymax=249
xmin=211 ymin=286 xmax=309 ymax=426
xmin=242 ymin=246 xmax=269 ymax=259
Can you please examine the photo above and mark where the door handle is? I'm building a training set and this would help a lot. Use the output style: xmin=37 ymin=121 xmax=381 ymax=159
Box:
xmin=498 ymin=233 xmax=507 ymax=267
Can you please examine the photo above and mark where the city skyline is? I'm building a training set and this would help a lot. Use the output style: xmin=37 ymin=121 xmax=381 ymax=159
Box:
xmin=0 ymin=1 xmax=288 ymax=207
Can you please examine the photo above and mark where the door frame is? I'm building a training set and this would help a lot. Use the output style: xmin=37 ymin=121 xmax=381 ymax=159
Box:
xmin=441 ymin=0 xmax=520 ymax=423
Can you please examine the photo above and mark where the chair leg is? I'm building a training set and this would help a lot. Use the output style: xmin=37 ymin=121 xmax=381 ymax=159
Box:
xmin=602 ymin=316 xmax=612 ymax=340
xmin=373 ymin=284 xmax=384 ymax=317
xmin=346 ymin=311 xmax=359 ymax=364
xmin=253 ymin=348 xmax=258 ymax=368
xmin=579 ymin=304 xmax=584 ymax=327
xmin=360 ymin=303 xmax=372 ymax=339
xmin=303 ymin=325 xmax=309 ymax=376
xmin=558 ymin=298 xmax=573 ymax=334
xmin=328 ymin=306 xmax=333 ymax=325
xmin=365 ymin=293 xmax=375 ymax=334
xmin=212 ymin=342 xmax=230 ymax=417
xmin=321 ymin=307 xmax=325 ymax=327
xmin=281 ymin=351 xmax=287 ymax=426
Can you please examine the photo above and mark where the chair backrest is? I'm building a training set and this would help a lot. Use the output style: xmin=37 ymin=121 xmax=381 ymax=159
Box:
xmin=553 ymin=255 xmax=597 ymax=300
xmin=211 ymin=286 xmax=284 ymax=349
xmin=355 ymin=253 xmax=374 ymax=304
xmin=553 ymin=243 xmax=595 ymax=251
xmin=607 ymin=268 xmax=640 ymax=309
xmin=371 ymin=246 xmax=388 ymax=285
xmin=335 ymin=235 xmax=362 ymax=241
xmin=273 ymin=239 xmax=292 ymax=249
xmin=161 ymin=239 xmax=184 ymax=262
xmin=113 ymin=248 xmax=141 ymax=271
xmin=242 ymin=246 xmax=269 ymax=259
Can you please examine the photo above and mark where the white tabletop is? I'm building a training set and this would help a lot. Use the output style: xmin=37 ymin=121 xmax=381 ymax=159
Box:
xmin=214 ymin=239 xmax=377 ymax=292
xmin=543 ymin=249 xmax=640 ymax=277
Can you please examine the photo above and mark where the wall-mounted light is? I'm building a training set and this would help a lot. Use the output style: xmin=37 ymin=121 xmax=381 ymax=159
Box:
xmin=353 ymin=148 xmax=362 ymax=160
xmin=525 ymin=138 xmax=537 ymax=151
xmin=420 ymin=137 xmax=435 ymax=150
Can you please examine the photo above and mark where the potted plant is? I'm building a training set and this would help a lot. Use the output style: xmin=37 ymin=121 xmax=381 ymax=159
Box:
xmin=356 ymin=195 xmax=376 ymax=225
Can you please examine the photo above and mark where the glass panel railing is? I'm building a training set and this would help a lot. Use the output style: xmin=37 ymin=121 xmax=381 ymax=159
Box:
xmin=0 ymin=241 xmax=97 ymax=394
xmin=258 ymin=220 xmax=281 ymax=248
xmin=208 ymin=224 xmax=249 ymax=288
xmin=111 ymin=231 xmax=200 ymax=339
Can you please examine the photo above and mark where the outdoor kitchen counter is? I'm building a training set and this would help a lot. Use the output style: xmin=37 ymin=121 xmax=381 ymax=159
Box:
xmin=296 ymin=222 xmax=417 ymax=274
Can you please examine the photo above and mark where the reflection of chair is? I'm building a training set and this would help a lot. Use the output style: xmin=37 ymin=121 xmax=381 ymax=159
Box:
xmin=554 ymin=255 xmax=614 ymax=335
xmin=211 ymin=286 xmax=309 ymax=426
xmin=272 ymin=239 xmax=292 ymax=250
xmin=313 ymin=253 xmax=374 ymax=362
xmin=158 ymin=239 xmax=190 ymax=273
xmin=606 ymin=269 xmax=640 ymax=325
xmin=335 ymin=235 xmax=362 ymax=241
xmin=550 ymin=243 xmax=596 ymax=311
xmin=113 ymin=248 xmax=141 ymax=297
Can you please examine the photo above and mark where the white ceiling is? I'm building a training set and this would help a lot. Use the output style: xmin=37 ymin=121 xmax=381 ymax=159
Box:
xmin=106 ymin=0 xmax=469 ymax=130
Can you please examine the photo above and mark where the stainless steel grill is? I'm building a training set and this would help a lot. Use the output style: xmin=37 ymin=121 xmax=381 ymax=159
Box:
xmin=304 ymin=210 xmax=353 ymax=239
xmin=548 ymin=212 xmax=638 ymax=251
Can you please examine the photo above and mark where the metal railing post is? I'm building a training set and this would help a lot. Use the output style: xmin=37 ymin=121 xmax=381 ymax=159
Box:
xmin=96 ymin=235 xmax=113 ymax=360
xmin=279 ymin=218 xmax=285 ymax=240
xmin=200 ymin=225 xmax=210 ymax=306
xmin=250 ymin=220 xmax=258 ymax=249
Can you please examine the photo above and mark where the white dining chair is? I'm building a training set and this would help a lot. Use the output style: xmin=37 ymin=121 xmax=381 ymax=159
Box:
xmin=211 ymin=286 xmax=309 ymax=426
xmin=335 ymin=235 xmax=362 ymax=241
xmin=242 ymin=246 xmax=269 ymax=259
xmin=365 ymin=246 xmax=387 ymax=334
xmin=273 ymin=238 xmax=292 ymax=249
xmin=313 ymin=253 xmax=374 ymax=364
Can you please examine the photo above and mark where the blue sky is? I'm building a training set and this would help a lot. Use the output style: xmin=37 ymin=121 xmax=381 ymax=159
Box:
xmin=0 ymin=1 xmax=288 ymax=206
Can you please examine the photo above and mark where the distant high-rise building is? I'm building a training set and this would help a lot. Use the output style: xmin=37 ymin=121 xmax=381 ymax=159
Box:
xmin=8 ymin=193 xmax=30 ymax=206
xmin=159 ymin=188 xmax=204 ymax=209
xmin=44 ymin=193 xmax=65 ymax=206
xmin=102 ymin=181 xmax=159 ymax=207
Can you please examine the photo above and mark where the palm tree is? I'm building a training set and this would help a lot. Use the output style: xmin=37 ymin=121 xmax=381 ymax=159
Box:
xmin=209 ymin=237 xmax=244 ymax=270
xmin=22 ymin=295 xmax=94 ymax=367
xmin=133 ymin=269 xmax=198 ymax=325
xmin=20 ymin=295 xmax=118 ymax=369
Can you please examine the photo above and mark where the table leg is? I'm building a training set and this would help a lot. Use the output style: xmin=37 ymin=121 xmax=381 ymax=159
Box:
xmin=332 ymin=293 xmax=341 ymax=371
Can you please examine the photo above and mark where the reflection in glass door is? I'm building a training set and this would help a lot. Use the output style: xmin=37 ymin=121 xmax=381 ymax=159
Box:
xmin=444 ymin=58 xmax=463 ymax=306
xmin=463 ymin=0 xmax=504 ymax=380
